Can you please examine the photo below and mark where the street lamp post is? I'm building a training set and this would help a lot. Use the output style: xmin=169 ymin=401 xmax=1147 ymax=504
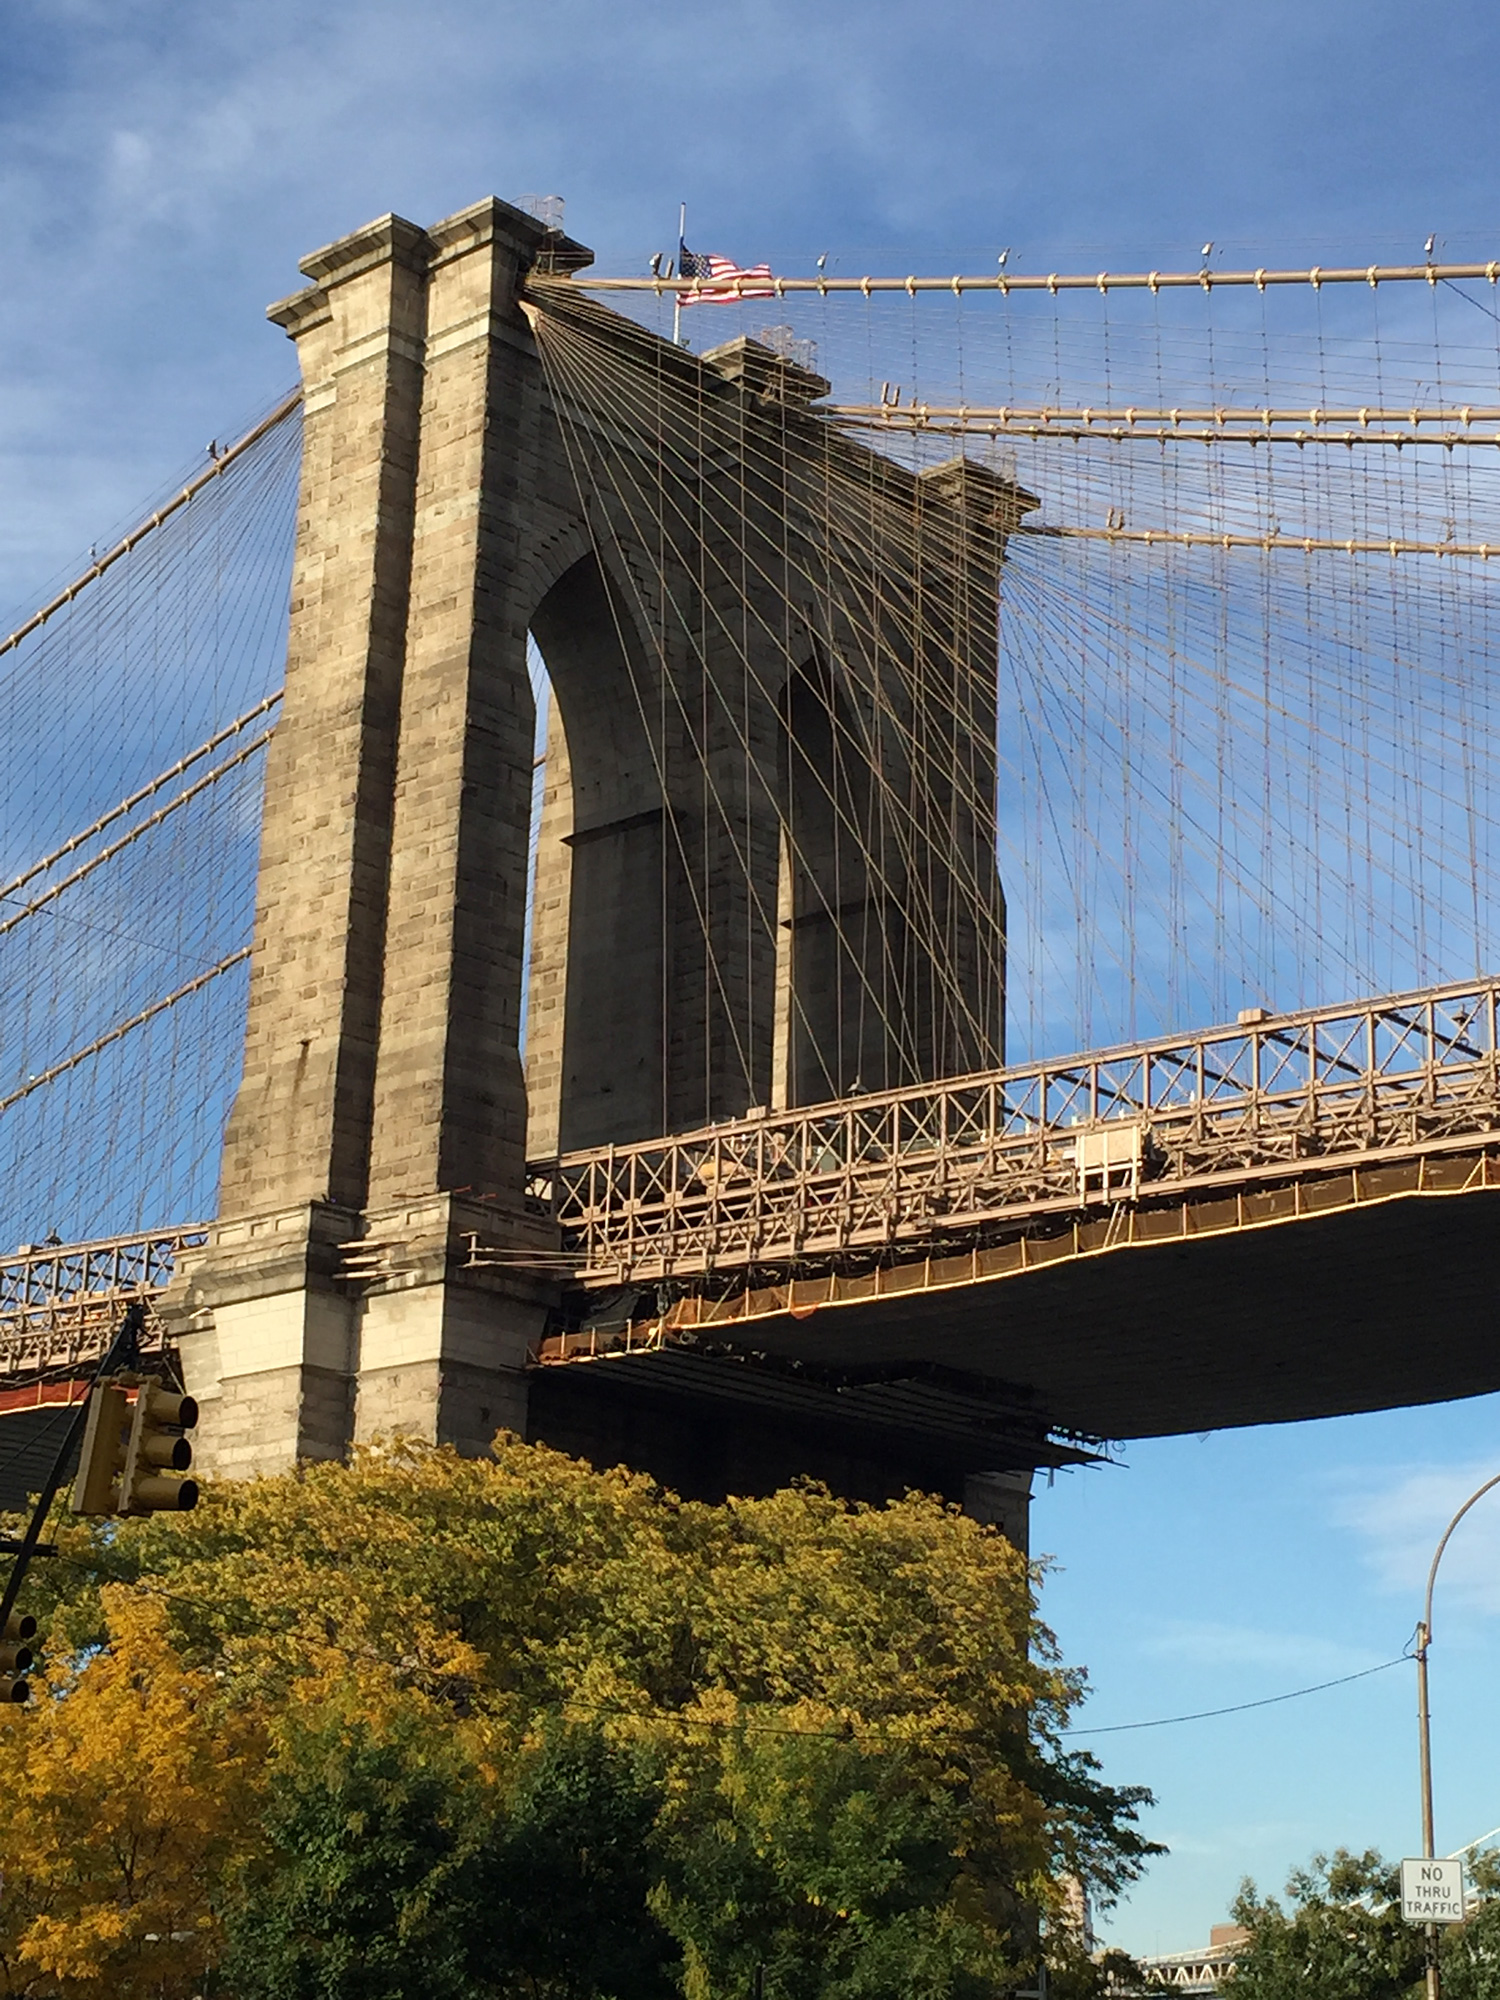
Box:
xmin=1413 ymin=1468 xmax=1500 ymax=2000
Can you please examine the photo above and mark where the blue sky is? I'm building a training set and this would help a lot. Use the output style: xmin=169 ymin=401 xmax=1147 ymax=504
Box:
xmin=1040 ymin=1399 xmax=1500 ymax=1954
xmin=5 ymin=0 xmax=1500 ymax=1956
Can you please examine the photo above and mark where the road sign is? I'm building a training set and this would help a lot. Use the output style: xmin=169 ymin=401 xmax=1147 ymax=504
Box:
xmin=1401 ymin=1858 xmax=1466 ymax=1924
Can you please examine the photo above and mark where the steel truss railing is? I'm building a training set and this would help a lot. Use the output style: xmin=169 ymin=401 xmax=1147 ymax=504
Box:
xmin=0 ymin=1227 xmax=205 ymax=1377
xmin=8 ymin=981 xmax=1500 ymax=1353
xmin=530 ymin=977 xmax=1500 ymax=1284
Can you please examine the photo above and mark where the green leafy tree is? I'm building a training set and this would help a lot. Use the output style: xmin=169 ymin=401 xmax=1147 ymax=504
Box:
xmin=1229 ymin=1848 xmax=1427 ymax=2000
xmin=1228 ymin=1845 xmax=1500 ymax=2000
xmin=218 ymin=1711 xmax=481 ymax=2000
xmin=657 ymin=1726 xmax=1008 ymax=2000
xmin=9 ymin=1437 xmax=1161 ymax=1994
xmin=1044 ymin=1939 xmax=1170 ymax=2000
xmin=470 ymin=1724 xmax=679 ymax=2000
xmin=1439 ymin=1849 xmax=1500 ymax=2000
xmin=222 ymin=1713 xmax=681 ymax=2000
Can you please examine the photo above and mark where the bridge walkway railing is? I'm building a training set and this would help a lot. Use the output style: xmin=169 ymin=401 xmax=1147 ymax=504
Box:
xmin=6 ymin=980 xmax=1500 ymax=1363
xmin=0 ymin=1227 xmax=206 ymax=1379
xmin=527 ymin=978 xmax=1500 ymax=1284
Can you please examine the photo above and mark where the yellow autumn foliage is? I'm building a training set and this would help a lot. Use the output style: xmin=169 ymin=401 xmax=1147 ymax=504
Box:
xmin=0 ymin=1586 xmax=263 ymax=2000
xmin=0 ymin=1436 xmax=1155 ymax=1997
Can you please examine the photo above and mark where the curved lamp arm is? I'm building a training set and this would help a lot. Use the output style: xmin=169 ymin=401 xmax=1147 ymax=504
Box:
xmin=1413 ymin=1466 xmax=1500 ymax=2000
xmin=1420 ymin=1470 xmax=1500 ymax=1653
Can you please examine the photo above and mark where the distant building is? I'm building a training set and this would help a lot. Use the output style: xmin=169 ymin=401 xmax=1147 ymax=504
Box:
xmin=1061 ymin=1875 xmax=1097 ymax=1953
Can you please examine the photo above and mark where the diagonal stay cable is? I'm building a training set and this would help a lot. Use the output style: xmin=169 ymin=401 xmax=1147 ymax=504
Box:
xmin=531 ymin=300 xmax=1004 ymax=1072
xmin=0 ymin=392 xmax=302 ymax=664
xmin=0 ymin=689 xmax=284 ymax=908
xmin=534 ymin=310 xmax=945 ymax=1081
xmin=0 ymin=949 xmax=250 ymax=1118
xmin=0 ymin=728 xmax=276 ymax=938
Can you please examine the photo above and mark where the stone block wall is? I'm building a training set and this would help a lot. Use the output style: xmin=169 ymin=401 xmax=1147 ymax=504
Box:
xmin=162 ymin=198 xmax=1034 ymax=1543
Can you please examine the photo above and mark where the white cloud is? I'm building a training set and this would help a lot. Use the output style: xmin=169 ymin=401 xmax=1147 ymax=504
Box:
xmin=1139 ymin=1620 xmax=1384 ymax=1677
xmin=107 ymin=129 xmax=152 ymax=187
xmin=1330 ymin=1462 xmax=1500 ymax=1618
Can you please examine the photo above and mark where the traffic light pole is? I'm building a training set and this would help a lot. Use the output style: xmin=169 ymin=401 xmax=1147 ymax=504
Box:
xmin=0 ymin=1301 xmax=144 ymax=1637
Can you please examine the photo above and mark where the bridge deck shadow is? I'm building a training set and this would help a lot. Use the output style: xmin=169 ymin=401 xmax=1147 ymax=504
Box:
xmin=537 ymin=1156 xmax=1500 ymax=1442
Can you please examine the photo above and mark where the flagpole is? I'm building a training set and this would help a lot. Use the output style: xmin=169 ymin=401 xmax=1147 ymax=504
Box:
xmin=674 ymin=201 xmax=686 ymax=347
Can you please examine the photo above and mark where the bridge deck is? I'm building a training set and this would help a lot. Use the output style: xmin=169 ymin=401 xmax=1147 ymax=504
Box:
xmin=519 ymin=977 xmax=1500 ymax=1439
xmin=538 ymin=1144 xmax=1500 ymax=1437
xmin=8 ymin=981 xmax=1500 ymax=1453
xmin=531 ymin=976 xmax=1500 ymax=1285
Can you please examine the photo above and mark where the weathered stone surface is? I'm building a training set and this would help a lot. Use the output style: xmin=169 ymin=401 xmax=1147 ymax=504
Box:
xmin=169 ymin=197 xmax=1031 ymax=1545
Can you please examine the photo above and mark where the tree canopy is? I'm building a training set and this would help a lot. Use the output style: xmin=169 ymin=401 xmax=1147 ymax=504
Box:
xmin=1229 ymin=1846 xmax=1500 ymax=2000
xmin=1 ymin=1436 xmax=1159 ymax=1998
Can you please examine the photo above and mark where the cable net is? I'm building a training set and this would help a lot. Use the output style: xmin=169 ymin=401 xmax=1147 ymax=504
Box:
xmin=5 ymin=260 xmax=1500 ymax=1244
xmin=0 ymin=402 xmax=301 ymax=1248
xmin=598 ymin=270 xmax=1500 ymax=1062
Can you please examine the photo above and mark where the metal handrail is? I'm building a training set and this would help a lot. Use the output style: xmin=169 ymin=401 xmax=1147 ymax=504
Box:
xmin=533 ymin=977 xmax=1500 ymax=1280
xmin=8 ymin=980 xmax=1500 ymax=1348
xmin=0 ymin=1226 xmax=207 ymax=1375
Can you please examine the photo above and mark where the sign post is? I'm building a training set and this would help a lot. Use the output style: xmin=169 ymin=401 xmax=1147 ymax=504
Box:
xmin=1401 ymin=1859 xmax=1466 ymax=1927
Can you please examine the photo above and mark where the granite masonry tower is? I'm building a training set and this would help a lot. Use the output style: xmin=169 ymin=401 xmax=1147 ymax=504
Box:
xmin=165 ymin=198 xmax=1035 ymax=1524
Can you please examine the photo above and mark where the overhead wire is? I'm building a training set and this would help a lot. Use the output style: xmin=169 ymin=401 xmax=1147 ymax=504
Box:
xmin=12 ymin=1548 xmax=1413 ymax=1747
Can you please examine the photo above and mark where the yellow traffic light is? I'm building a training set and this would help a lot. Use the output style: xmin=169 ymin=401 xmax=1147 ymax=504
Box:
xmin=69 ymin=1376 xmax=199 ymax=1517
xmin=1 ymin=1611 xmax=36 ymax=1703
xmin=70 ymin=1382 xmax=131 ymax=1515
xmin=118 ymin=1380 xmax=199 ymax=1515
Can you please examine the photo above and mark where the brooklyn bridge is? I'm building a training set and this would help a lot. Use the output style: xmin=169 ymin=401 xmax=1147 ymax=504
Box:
xmin=5 ymin=197 xmax=1500 ymax=1544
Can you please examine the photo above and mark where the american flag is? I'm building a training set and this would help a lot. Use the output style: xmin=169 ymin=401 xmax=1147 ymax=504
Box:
xmin=678 ymin=242 xmax=776 ymax=305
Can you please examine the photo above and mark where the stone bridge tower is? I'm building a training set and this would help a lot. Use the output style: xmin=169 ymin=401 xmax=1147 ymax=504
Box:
xmin=167 ymin=197 xmax=1036 ymax=1519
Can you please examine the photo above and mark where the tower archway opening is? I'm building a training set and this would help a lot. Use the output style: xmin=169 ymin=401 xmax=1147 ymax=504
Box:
xmin=524 ymin=552 xmax=669 ymax=1157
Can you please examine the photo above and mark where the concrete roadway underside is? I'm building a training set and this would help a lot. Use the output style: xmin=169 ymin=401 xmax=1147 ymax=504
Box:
xmin=544 ymin=1179 xmax=1500 ymax=1448
xmin=6 ymin=1174 xmax=1497 ymax=1524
